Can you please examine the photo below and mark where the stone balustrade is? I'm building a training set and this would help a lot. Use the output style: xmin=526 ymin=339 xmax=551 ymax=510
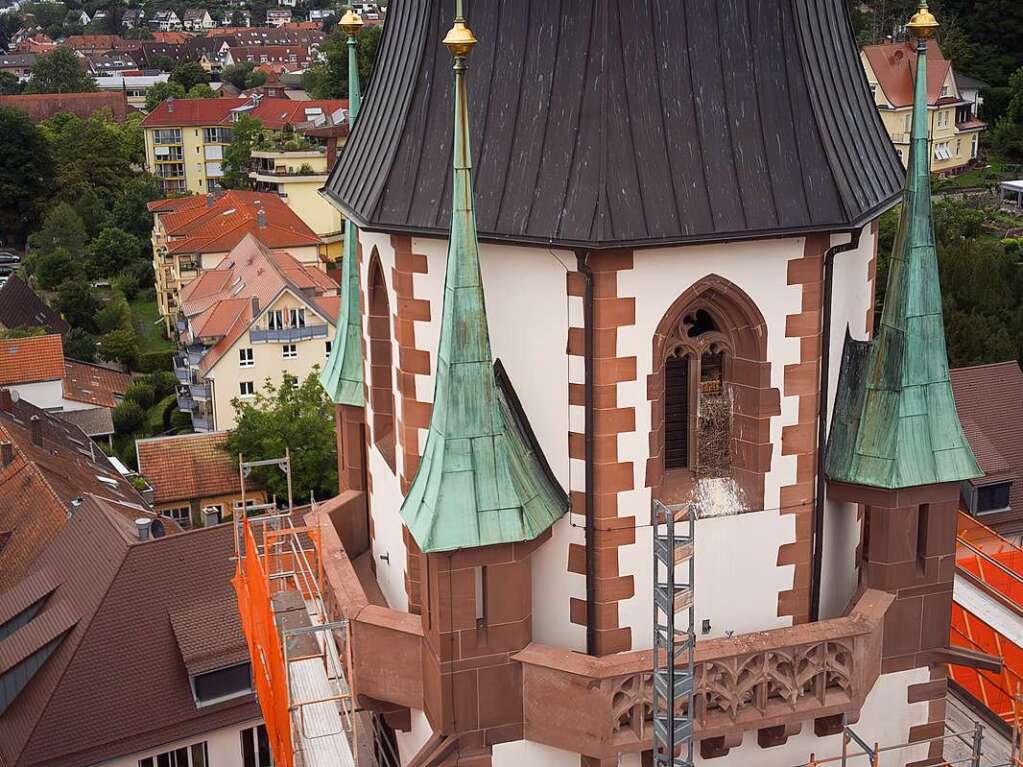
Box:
xmin=514 ymin=589 xmax=893 ymax=760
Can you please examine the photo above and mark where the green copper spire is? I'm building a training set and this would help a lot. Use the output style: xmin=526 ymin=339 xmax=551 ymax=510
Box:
xmin=826 ymin=7 xmax=981 ymax=489
xmin=399 ymin=5 xmax=567 ymax=553
xmin=320 ymin=8 xmax=365 ymax=406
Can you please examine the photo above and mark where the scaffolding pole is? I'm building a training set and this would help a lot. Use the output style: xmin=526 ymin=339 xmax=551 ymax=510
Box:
xmin=652 ymin=499 xmax=696 ymax=767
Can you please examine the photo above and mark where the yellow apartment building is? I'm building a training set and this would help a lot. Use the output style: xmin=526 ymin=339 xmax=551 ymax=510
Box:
xmin=862 ymin=39 xmax=986 ymax=174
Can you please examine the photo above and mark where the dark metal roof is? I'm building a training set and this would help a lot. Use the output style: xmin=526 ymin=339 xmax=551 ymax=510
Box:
xmin=325 ymin=0 xmax=904 ymax=250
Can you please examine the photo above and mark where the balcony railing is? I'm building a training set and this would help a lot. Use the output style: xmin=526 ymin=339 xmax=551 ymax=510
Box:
xmin=514 ymin=589 xmax=893 ymax=760
xmin=250 ymin=324 xmax=328 ymax=344
xmin=176 ymin=392 xmax=196 ymax=411
xmin=191 ymin=413 xmax=213 ymax=432
xmin=175 ymin=317 xmax=188 ymax=333
xmin=189 ymin=382 xmax=211 ymax=400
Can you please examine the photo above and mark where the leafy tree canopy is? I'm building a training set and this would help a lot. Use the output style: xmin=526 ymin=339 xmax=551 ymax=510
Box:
xmin=301 ymin=25 xmax=382 ymax=100
xmin=28 ymin=202 xmax=88 ymax=257
xmin=0 ymin=107 xmax=53 ymax=246
xmin=0 ymin=71 xmax=22 ymax=96
xmin=221 ymin=114 xmax=262 ymax=189
xmin=110 ymin=174 xmax=164 ymax=239
xmin=63 ymin=328 xmax=98 ymax=362
xmin=221 ymin=61 xmax=267 ymax=91
xmin=170 ymin=62 xmax=211 ymax=92
xmin=225 ymin=371 xmax=338 ymax=505
xmin=144 ymin=80 xmax=186 ymax=111
xmin=41 ymin=113 xmax=132 ymax=204
xmin=87 ymin=226 xmax=143 ymax=279
xmin=25 ymin=47 xmax=97 ymax=94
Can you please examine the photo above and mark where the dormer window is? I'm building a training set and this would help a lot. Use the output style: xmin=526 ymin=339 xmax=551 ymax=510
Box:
xmin=191 ymin=661 xmax=252 ymax=707
xmin=975 ymin=482 xmax=1012 ymax=515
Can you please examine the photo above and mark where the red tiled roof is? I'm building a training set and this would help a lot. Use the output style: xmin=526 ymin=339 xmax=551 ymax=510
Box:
xmin=0 ymin=396 xmax=149 ymax=592
xmin=0 ymin=335 xmax=63 ymax=385
xmin=135 ymin=431 xmax=244 ymax=505
xmin=178 ymin=234 xmax=339 ymax=374
xmin=140 ymin=96 xmax=249 ymax=128
xmin=862 ymin=39 xmax=951 ymax=108
xmin=141 ymin=96 xmax=346 ymax=129
xmin=62 ymin=34 xmax=137 ymax=52
xmin=152 ymin=31 xmax=193 ymax=43
xmin=957 ymin=118 xmax=987 ymax=131
xmin=162 ymin=190 xmax=321 ymax=254
xmin=0 ymin=92 xmax=129 ymax=123
xmin=62 ymin=360 xmax=131 ymax=408
xmin=951 ymin=362 xmax=1023 ymax=513
xmin=147 ymin=193 xmax=209 ymax=214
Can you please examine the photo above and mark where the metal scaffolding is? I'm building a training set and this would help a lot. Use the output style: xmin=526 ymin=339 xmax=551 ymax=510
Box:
xmin=652 ymin=499 xmax=696 ymax=767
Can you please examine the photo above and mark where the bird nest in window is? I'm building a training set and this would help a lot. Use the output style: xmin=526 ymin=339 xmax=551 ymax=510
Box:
xmin=697 ymin=392 xmax=732 ymax=479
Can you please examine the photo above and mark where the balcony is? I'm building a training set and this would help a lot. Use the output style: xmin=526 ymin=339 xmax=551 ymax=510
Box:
xmin=185 ymin=345 xmax=204 ymax=366
xmin=515 ymin=589 xmax=893 ymax=760
xmin=191 ymin=413 xmax=213 ymax=432
xmin=176 ymin=391 xmax=195 ymax=411
xmin=173 ymin=355 xmax=192 ymax=383
xmin=189 ymin=381 xmax=211 ymax=400
xmin=175 ymin=317 xmax=187 ymax=334
xmin=250 ymin=324 xmax=328 ymax=344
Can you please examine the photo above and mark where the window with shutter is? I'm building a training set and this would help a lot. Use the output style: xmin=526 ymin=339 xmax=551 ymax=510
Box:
xmin=664 ymin=356 xmax=689 ymax=469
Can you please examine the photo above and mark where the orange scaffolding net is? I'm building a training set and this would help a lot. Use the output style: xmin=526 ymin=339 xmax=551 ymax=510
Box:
xmin=951 ymin=512 xmax=1023 ymax=727
xmin=233 ymin=516 xmax=295 ymax=767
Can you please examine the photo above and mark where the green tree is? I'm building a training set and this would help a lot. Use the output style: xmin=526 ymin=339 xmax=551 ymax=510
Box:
xmin=0 ymin=72 xmax=22 ymax=96
xmin=124 ymin=379 xmax=156 ymax=409
xmin=118 ymin=112 xmax=147 ymax=166
xmin=55 ymin=279 xmax=101 ymax=332
xmin=97 ymin=327 xmax=139 ymax=367
xmin=42 ymin=113 xmax=132 ymax=203
xmin=110 ymin=174 xmax=163 ymax=239
xmin=74 ymin=188 xmax=111 ymax=237
xmin=0 ymin=107 xmax=54 ymax=246
xmin=63 ymin=327 xmax=98 ymax=362
xmin=124 ymin=27 xmax=154 ymax=40
xmin=25 ymin=47 xmax=97 ymax=94
xmin=0 ymin=326 xmax=47 ymax=339
xmin=95 ymin=294 xmax=132 ymax=333
xmin=170 ymin=62 xmax=211 ymax=91
xmin=35 ymin=247 xmax=78 ymax=290
xmin=220 ymin=61 xmax=267 ymax=90
xmin=301 ymin=25 xmax=382 ymax=99
xmin=225 ymin=371 xmax=338 ymax=504
xmin=28 ymin=203 xmax=88 ymax=257
xmin=144 ymin=80 xmax=186 ymax=111
xmin=112 ymin=399 xmax=145 ymax=433
xmin=221 ymin=114 xmax=262 ymax=189
xmin=87 ymin=227 xmax=143 ymax=279
xmin=187 ymin=83 xmax=217 ymax=99
xmin=994 ymin=67 xmax=1023 ymax=160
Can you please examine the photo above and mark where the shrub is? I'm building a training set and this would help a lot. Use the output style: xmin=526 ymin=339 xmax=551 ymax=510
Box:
xmin=95 ymin=299 xmax=131 ymax=334
xmin=112 ymin=400 xmax=144 ymax=434
xmin=135 ymin=350 xmax=175 ymax=373
xmin=124 ymin=379 xmax=155 ymax=409
xmin=112 ymin=273 xmax=139 ymax=300
xmin=147 ymin=370 xmax=178 ymax=399
xmin=63 ymin=328 xmax=97 ymax=362
xmin=97 ymin=328 xmax=138 ymax=367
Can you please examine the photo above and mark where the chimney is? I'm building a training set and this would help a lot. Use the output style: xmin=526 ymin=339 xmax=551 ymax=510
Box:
xmin=30 ymin=415 xmax=42 ymax=447
xmin=204 ymin=507 xmax=221 ymax=527
xmin=1 ymin=441 xmax=12 ymax=467
xmin=251 ymin=296 xmax=259 ymax=314
xmin=0 ymin=389 xmax=12 ymax=413
xmin=135 ymin=517 xmax=152 ymax=542
xmin=257 ymin=208 xmax=266 ymax=228
xmin=206 ymin=192 xmax=215 ymax=208
xmin=166 ymin=95 xmax=174 ymax=112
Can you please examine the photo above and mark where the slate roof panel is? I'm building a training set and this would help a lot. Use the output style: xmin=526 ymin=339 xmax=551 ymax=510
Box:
xmin=326 ymin=0 xmax=903 ymax=250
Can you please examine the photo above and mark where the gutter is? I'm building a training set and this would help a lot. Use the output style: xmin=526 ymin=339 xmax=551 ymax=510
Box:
xmin=576 ymin=251 xmax=596 ymax=656
xmin=809 ymin=228 xmax=862 ymax=623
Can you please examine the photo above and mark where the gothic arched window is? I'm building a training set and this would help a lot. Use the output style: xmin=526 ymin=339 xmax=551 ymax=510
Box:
xmin=367 ymin=254 xmax=396 ymax=471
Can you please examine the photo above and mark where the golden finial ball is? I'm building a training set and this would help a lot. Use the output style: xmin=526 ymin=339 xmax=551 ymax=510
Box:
xmin=443 ymin=19 xmax=477 ymax=57
xmin=339 ymin=8 xmax=364 ymax=37
xmin=907 ymin=2 xmax=939 ymax=39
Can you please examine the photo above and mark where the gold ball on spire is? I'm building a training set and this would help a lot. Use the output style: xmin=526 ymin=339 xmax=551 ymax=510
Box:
xmin=907 ymin=2 xmax=939 ymax=40
xmin=443 ymin=19 xmax=477 ymax=57
xmin=339 ymin=7 xmax=364 ymax=38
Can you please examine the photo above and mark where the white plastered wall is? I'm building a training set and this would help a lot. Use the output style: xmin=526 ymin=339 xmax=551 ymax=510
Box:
xmin=396 ymin=709 xmax=433 ymax=764
xmin=360 ymin=231 xmax=408 ymax=612
xmin=617 ymin=239 xmax=806 ymax=648
xmin=411 ymin=237 xmax=584 ymax=649
xmin=820 ymin=225 xmax=877 ymax=619
xmin=98 ymin=717 xmax=263 ymax=767
xmin=10 ymin=379 xmax=64 ymax=411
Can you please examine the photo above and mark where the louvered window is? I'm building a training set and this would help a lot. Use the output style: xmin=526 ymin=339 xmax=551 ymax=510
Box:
xmin=664 ymin=356 xmax=689 ymax=469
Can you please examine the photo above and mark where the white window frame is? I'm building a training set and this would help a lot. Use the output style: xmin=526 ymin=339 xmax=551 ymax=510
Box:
xmin=325 ymin=340 xmax=332 ymax=357
xmin=138 ymin=741 xmax=209 ymax=767
xmin=239 ymin=348 xmax=254 ymax=367
xmin=240 ymin=381 xmax=255 ymax=397
xmin=289 ymin=307 xmax=306 ymax=328
xmin=161 ymin=506 xmax=191 ymax=528
xmin=282 ymin=344 xmax=297 ymax=359
xmin=268 ymin=310 xmax=284 ymax=330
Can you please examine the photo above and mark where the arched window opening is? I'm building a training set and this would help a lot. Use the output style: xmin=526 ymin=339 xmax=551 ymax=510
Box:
xmin=663 ymin=306 xmax=733 ymax=481
xmin=368 ymin=255 xmax=396 ymax=471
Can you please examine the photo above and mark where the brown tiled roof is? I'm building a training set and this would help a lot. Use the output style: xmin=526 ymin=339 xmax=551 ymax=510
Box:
xmin=0 ymin=395 xmax=149 ymax=591
xmin=0 ymin=92 xmax=129 ymax=123
xmin=0 ymin=277 xmax=69 ymax=335
xmin=62 ymin=360 xmax=131 ymax=408
xmin=951 ymin=362 xmax=1023 ymax=512
xmin=862 ymin=39 xmax=951 ymax=108
xmin=141 ymin=96 xmax=345 ymax=130
xmin=135 ymin=431 xmax=242 ymax=505
xmin=2 ymin=508 xmax=257 ymax=767
xmin=170 ymin=598 xmax=248 ymax=675
xmin=0 ymin=335 xmax=63 ymax=386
